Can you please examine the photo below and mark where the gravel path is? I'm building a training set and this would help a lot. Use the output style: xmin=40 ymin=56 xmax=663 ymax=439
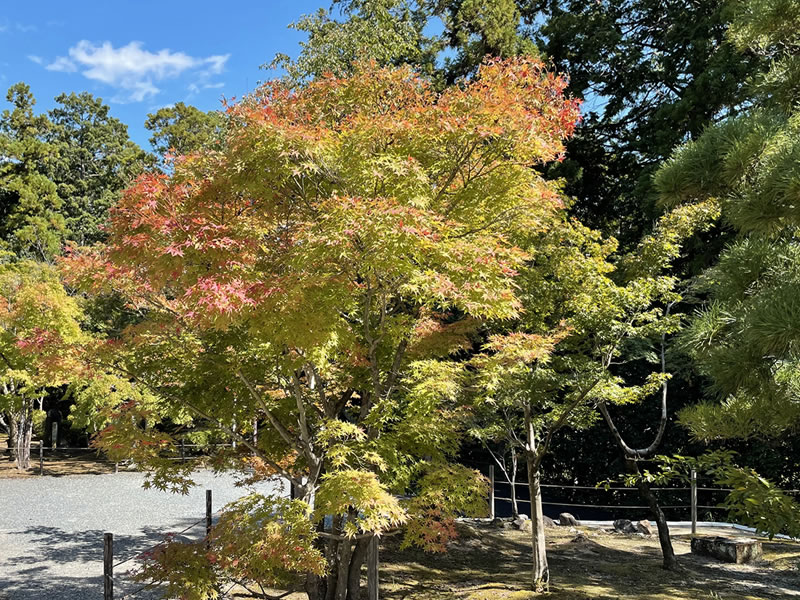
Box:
xmin=0 ymin=470 xmax=282 ymax=600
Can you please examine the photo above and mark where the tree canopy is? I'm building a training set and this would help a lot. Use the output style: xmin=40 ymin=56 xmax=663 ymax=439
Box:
xmin=656 ymin=0 xmax=800 ymax=441
xmin=63 ymin=58 xmax=581 ymax=598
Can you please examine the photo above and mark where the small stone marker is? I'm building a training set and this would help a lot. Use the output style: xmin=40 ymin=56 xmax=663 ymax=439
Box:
xmin=635 ymin=520 xmax=654 ymax=535
xmin=691 ymin=536 xmax=763 ymax=564
xmin=559 ymin=512 xmax=579 ymax=526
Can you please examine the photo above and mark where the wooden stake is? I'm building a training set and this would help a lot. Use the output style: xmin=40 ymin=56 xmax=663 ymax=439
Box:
xmin=367 ymin=535 xmax=379 ymax=600
xmin=104 ymin=532 xmax=113 ymax=600
xmin=206 ymin=490 xmax=213 ymax=548
xmin=691 ymin=469 xmax=697 ymax=536
xmin=489 ymin=465 xmax=495 ymax=520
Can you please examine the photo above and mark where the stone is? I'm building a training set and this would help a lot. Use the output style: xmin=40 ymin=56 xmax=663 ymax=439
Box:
xmin=490 ymin=517 xmax=505 ymax=528
xmin=691 ymin=536 xmax=763 ymax=564
xmin=559 ymin=512 xmax=579 ymax=526
xmin=543 ymin=515 xmax=557 ymax=528
xmin=635 ymin=520 xmax=654 ymax=535
xmin=613 ymin=519 xmax=638 ymax=534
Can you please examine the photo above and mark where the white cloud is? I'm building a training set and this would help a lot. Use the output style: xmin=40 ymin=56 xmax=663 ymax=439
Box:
xmin=188 ymin=81 xmax=225 ymax=95
xmin=27 ymin=55 xmax=43 ymax=65
xmin=46 ymin=56 xmax=77 ymax=73
xmin=16 ymin=23 xmax=37 ymax=33
xmin=47 ymin=41 xmax=230 ymax=102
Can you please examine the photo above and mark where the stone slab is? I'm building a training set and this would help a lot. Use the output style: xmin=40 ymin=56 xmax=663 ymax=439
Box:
xmin=691 ymin=535 xmax=763 ymax=564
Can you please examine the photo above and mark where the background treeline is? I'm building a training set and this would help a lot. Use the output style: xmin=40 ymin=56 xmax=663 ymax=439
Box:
xmin=2 ymin=0 xmax=799 ymax=492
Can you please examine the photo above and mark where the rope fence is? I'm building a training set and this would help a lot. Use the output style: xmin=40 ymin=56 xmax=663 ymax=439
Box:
xmin=485 ymin=464 xmax=800 ymax=535
xmin=104 ymin=490 xmax=218 ymax=600
xmin=0 ymin=436 xmax=237 ymax=476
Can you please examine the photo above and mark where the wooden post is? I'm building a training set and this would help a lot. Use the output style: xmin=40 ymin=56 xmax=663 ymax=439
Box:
xmin=104 ymin=532 xmax=113 ymax=600
xmin=114 ymin=462 xmax=119 ymax=474
xmin=367 ymin=535 xmax=379 ymax=600
xmin=39 ymin=441 xmax=43 ymax=476
xmin=691 ymin=469 xmax=697 ymax=536
xmin=51 ymin=422 xmax=58 ymax=450
xmin=206 ymin=489 xmax=213 ymax=548
xmin=489 ymin=465 xmax=495 ymax=520
xmin=180 ymin=438 xmax=185 ymax=463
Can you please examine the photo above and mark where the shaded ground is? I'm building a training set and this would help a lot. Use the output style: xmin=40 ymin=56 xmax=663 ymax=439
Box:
xmin=374 ymin=522 xmax=800 ymax=600
xmin=227 ymin=522 xmax=800 ymax=600
xmin=0 ymin=471 xmax=281 ymax=600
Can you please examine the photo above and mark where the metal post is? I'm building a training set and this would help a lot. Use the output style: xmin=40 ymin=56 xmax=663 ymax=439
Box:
xmin=489 ymin=465 xmax=495 ymax=520
xmin=367 ymin=535 xmax=379 ymax=600
xmin=104 ymin=532 xmax=113 ymax=600
xmin=51 ymin=422 xmax=58 ymax=450
xmin=39 ymin=441 xmax=43 ymax=476
xmin=206 ymin=490 xmax=213 ymax=548
xmin=691 ymin=469 xmax=697 ymax=536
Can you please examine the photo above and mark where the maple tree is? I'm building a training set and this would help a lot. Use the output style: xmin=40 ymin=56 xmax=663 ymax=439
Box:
xmin=0 ymin=259 xmax=84 ymax=469
xmin=468 ymin=197 xmax=718 ymax=586
xmin=64 ymin=58 xmax=580 ymax=598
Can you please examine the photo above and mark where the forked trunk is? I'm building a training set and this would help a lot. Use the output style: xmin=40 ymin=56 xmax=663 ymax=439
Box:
xmin=305 ymin=511 xmax=370 ymax=600
xmin=526 ymin=458 xmax=549 ymax=593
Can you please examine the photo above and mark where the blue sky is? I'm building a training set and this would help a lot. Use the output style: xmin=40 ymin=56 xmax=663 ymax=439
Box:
xmin=0 ymin=1 xmax=329 ymax=151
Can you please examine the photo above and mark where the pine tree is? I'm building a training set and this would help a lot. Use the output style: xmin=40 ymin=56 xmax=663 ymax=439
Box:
xmin=655 ymin=0 xmax=800 ymax=441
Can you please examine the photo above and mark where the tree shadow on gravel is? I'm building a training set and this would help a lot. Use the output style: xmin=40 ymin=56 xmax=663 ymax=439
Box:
xmin=0 ymin=519 xmax=204 ymax=600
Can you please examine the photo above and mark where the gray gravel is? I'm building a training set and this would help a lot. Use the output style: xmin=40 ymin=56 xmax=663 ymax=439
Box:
xmin=0 ymin=470 xmax=282 ymax=599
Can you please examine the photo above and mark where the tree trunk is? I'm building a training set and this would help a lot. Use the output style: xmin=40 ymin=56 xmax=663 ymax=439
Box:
xmin=9 ymin=400 xmax=33 ymax=470
xmin=624 ymin=459 xmax=678 ymax=569
xmin=346 ymin=537 xmax=370 ymax=600
xmin=6 ymin=416 xmax=18 ymax=462
xmin=306 ymin=512 xmax=370 ymax=600
xmin=510 ymin=448 xmax=519 ymax=518
xmin=526 ymin=458 xmax=549 ymax=593
xmin=16 ymin=413 xmax=32 ymax=470
xmin=334 ymin=536 xmax=353 ymax=600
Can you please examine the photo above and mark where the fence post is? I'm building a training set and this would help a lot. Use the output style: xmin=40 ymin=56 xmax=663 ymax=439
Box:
xmin=39 ymin=441 xmax=43 ymax=476
xmin=367 ymin=535 xmax=379 ymax=600
xmin=489 ymin=465 xmax=495 ymax=520
xmin=206 ymin=490 xmax=213 ymax=548
xmin=51 ymin=422 xmax=58 ymax=450
xmin=180 ymin=439 xmax=185 ymax=463
xmin=691 ymin=469 xmax=697 ymax=536
xmin=104 ymin=532 xmax=114 ymax=600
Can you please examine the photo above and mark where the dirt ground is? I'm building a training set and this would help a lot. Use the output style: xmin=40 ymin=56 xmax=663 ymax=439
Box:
xmin=0 ymin=448 xmax=118 ymax=477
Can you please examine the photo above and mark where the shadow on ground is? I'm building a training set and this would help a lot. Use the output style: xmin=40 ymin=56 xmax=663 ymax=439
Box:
xmin=0 ymin=520 xmax=204 ymax=600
